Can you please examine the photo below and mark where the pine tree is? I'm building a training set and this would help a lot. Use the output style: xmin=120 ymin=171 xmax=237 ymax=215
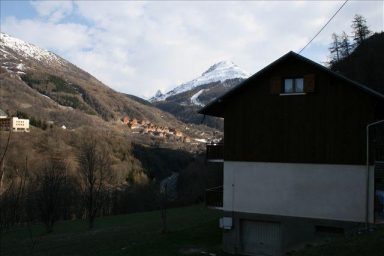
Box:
xmin=339 ymin=31 xmax=352 ymax=59
xmin=351 ymin=14 xmax=371 ymax=46
xmin=329 ymin=33 xmax=341 ymax=63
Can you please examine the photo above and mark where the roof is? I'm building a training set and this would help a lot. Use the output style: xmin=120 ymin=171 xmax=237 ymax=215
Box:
xmin=0 ymin=109 xmax=7 ymax=117
xmin=198 ymin=51 xmax=384 ymax=118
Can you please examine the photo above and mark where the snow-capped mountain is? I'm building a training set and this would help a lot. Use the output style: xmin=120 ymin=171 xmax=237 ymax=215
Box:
xmin=0 ymin=32 xmax=191 ymax=131
xmin=151 ymin=61 xmax=251 ymax=130
xmin=1 ymin=32 xmax=61 ymax=63
xmin=0 ymin=32 xmax=81 ymax=78
xmin=150 ymin=61 xmax=251 ymax=102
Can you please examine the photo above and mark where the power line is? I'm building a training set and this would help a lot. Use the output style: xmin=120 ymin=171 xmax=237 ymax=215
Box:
xmin=299 ymin=0 xmax=348 ymax=54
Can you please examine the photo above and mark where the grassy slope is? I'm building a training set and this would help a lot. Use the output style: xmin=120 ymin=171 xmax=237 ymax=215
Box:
xmin=2 ymin=204 xmax=383 ymax=256
xmin=1 ymin=204 xmax=222 ymax=256
xmin=292 ymin=227 xmax=384 ymax=256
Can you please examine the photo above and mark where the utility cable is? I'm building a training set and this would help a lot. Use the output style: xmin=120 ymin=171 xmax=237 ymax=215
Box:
xmin=299 ymin=0 xmax=348 ymax=54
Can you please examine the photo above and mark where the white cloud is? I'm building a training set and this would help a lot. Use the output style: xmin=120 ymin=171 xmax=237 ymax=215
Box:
xmin=1 ymin=1 xmax=383 ymax=98
xmin=1 ymin=16 xmax=95 ymax=52
xmin=30 ymin=0 xmax=74 ymax=23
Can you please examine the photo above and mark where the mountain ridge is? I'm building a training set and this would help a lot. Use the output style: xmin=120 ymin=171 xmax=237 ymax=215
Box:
xmin=150 ymin=60 xmax=250 ymax=103
xmin=150 ymin=61 xmax=250 ymax=130
xmin=0 ymin=32 xmax=221 ymax=143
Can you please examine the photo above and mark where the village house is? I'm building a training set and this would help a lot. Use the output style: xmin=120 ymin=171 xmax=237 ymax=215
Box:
xmin=129 ymin=123 xmax=139 ymax=129
xmin=0 ymin=109 xmax=30 ymax=133
xmin=122 ymin=115 xmax=192 ymax=142
xmin=130 ymin=118 xmax=138 ymax=125
xmin=199 ymin=52 xmax=384 ymax=256
xmin=174 ymin=130 xmax=183 ymax=137
xmin=122 ymin=116 xmax=129 ymax=124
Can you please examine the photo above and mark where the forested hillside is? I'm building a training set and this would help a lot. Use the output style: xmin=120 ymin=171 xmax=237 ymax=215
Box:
xmin=327 ymin=15 xmax=383 ymax=94
xmin=330 ymin=31 xmax=384 ymax=94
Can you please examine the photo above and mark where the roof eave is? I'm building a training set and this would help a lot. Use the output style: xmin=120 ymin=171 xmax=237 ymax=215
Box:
xmin=198 ymin=51 xmax=384 ymax=117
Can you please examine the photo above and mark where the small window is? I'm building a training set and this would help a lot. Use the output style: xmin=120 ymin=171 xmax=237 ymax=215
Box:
xmin=284 ymin=78 xmax=304 ymax=93
xmin=270 ymin=75 xmax=315 ymax=95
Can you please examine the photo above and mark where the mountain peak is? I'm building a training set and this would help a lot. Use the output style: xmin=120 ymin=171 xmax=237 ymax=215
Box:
xmin=150 ymin=61 xmax=250 ymax=102
xmin=202 ymin=61 xmax=236 ymax=76
xmin=155 ymin=90 xmax=163 ymax=97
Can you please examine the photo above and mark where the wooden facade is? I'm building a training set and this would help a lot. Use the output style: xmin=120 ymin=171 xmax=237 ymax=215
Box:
xmin=200 ymin=52 xmax=384 ymax=165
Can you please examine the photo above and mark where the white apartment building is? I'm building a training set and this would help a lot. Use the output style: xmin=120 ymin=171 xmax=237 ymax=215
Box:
xmin=0 ymin=117 xmax=30 ymax=132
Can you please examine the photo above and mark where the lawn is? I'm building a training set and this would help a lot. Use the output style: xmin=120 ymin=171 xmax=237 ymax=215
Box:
xmin=292 ymin=226 xmax=384 ymax=256
xmin=1 ymin=204 xmax=223 ymax=256
xmin=3 ymin=205 xmax=383 ymax=256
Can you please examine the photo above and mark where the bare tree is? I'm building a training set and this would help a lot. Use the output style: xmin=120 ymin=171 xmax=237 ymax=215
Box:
xmin=0 ymin=131 xmax=12 ymax=193
xmin=76 ymin=136 xmax=112 ymax=229
xmin=0 ymin=170 xmax=27 ymax=238
xmin=160 ymin=183 xmax=168 ymax=235
xmin=0 ymin=132 xmax=28 ymax=238
xmin=32 ymin=158 xmax=68 ymax=233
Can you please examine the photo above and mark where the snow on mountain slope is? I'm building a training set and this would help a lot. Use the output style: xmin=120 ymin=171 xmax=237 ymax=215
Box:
xmin=190 ymin=89 xmax=206 ymax=106
xmin=150 ymin=61 xmax=251 ymax=102
xmin=1 ymin=32 xmax=61 ymax=64
xmin=1 ymin=32 xmax=101 ymax=85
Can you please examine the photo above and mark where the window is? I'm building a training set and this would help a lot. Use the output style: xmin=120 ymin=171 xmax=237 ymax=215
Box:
xmin=284 ymin=78 xmax=304 ymax=93
xmin=270 ymin=74 xmax=315 ymax=95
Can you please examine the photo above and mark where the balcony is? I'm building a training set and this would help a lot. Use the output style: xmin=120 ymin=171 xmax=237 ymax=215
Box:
xmin=206 ymin=143 xmax=224 ymax=162
xmin=206 ymin=186 xmax=223 ymax=209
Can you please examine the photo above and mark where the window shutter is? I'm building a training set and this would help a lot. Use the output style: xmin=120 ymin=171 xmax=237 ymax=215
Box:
xmin=304 ymin=74 xmax=315 ymax=93
xmin=270 ymin=77 xmax=282 ymax=94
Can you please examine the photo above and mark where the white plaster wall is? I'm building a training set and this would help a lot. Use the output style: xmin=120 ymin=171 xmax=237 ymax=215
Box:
xmin=223 ymin=162 xmax=375 ymax=223
xmin=11 ymin=117 xmax=30 ymax=131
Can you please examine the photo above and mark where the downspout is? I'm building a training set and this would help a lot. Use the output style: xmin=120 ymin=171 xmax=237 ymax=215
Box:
xmin=366 ymin=119 xmax=384 ymax=228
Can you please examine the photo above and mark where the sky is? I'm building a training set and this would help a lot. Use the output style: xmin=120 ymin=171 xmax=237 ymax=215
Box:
xmin=1 ymin=1 xmax=383 ymax=99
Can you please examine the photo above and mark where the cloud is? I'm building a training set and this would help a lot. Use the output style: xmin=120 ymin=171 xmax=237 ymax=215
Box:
xmin=1 ymin=1 xmax=383 ymax=98
xmin=30 ymin=1 xmax=74 ymax=23
xmin=1 ymin=16 xmax=94 ymax=52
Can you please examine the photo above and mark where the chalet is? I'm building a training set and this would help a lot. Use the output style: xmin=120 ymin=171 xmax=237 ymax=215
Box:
xmin=129 ymin=123 xmax=139 ymax=129
xmin=122 ymin=116 xmax=129 ymax=124
xmin=146 ymin=124 xmax=153 ymax=131
xmin=131 ymin=118 xmax=138 ymax=124
xmin=199 ymin=52 xmax=384 ymax=256
xmin=174 ymin=130 xmax=183 ymax=137
xmin=139 ymin=119 xmax=147 ymax=125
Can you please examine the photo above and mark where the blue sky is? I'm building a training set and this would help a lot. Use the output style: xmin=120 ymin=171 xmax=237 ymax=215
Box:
xmin=1 ymin=1 xmax=383 ymax=98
